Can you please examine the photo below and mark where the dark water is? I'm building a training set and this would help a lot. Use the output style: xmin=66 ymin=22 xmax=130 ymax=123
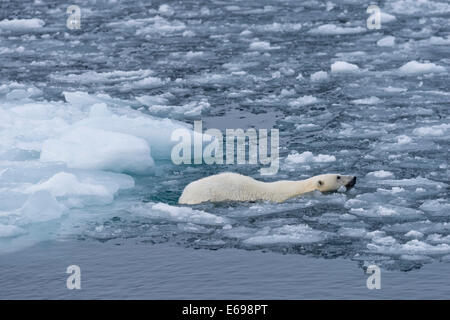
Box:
xmin=1 ymin=240 xmax=449 ymax=299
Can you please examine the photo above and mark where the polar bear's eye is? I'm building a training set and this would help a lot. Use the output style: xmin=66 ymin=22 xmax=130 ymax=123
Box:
xmin=318 ymin=180 xmax=324 ymax=186
xmin=337 ymin=176 xmax=341 ymax=180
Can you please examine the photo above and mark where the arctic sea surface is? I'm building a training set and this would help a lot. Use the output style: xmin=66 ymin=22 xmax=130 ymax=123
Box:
xmin=0 ymin=0 xmax=449 ymax=299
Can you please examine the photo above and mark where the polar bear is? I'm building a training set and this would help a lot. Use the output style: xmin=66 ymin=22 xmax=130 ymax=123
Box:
xmin=178 ymin=172 xmax=356 ymax=204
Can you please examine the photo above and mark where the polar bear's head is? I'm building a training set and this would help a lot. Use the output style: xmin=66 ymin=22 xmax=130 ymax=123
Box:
xmin=312 ymin=174 xmax=356 ymax=192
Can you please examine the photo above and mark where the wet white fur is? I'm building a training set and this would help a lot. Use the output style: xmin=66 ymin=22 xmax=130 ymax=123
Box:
xmin=179 ymin=172 xmax=354 ymax=204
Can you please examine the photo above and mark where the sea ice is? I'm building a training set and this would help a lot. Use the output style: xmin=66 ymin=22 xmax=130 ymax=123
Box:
xmin=249 ymin=41 xmax=280 ymax=51
xmin=377 ymin=36 xmax=395 ymax=47
xmin=0 ymin=224 xmax=27 ymax=238
xmin=243 ymin=224 xmax=326 ymax=245
xmin=351 ymin=97 xmax=381 ymax=105
xmin=131 ymin=202 xmax=229 ymax=225
xmin=398 ymin=61 xmax=446 ymax=74
xmin=288 ymin=96 xmax=319 ymax=107
xmin=309 ymin=24 xmax=365 ymax=35
xmin=286 ymin=151 xmax=336 ymax=164
xmin=0 ymin=18 xmax=45 ymax=30
xmin=310 ymin=71 xmax=328 ymax=82
xmin=331 ymin=61 xmax=360 ymax=73
xmin=40 ymin=127 xmax=154 ymax=174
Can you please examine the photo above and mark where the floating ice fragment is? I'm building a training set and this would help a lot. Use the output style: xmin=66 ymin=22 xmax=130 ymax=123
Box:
xmin=396 ymin=135 xmax=412 ymax=145
xmin=309 ymin=24 xmax=365 ymax=35
xmin=0 ymin=18 xmax=45 ymax=30
xmin=310 ymin=71 xmax=328 ymax=82
xmin=351 ymin=96 xmax=381 ymax=105
xmin=288 ymin=96 xmax=318 ymax=107
xmin=377 ymin=36 xmax=395 ymax=47
xmin=380 ymin=12 xmax=396 ymax=23
xmin=19 ymin=191 xmax=65 ymax=224
xmin=286 ymin=151 xmax=336 ymax=164
xmin=131 ymin=202 xmax=228 ymax=225
xmin=243 ymin=224 xmax=326 ymax=245
xmin=0 ymin=224 xmax=27 ymax=238
xmin=40 ymin=127 xmax=154 ymax=174
xmin=405 ymin=230 xmax=424 ymax=239
xmin=366 ymin=170 xmax=394 ymax=179
xmin=413 ymin=124 xmax=450 ymax=136
xmin=419 ymin=199 xmax=450 ymax=216
xmin=398 ymin=61 xmax=445 ymax=74
xmin=249 ymin=41 xmax=280 ymax=51
xmin=158 ymin=4 xmax=174 ymax=16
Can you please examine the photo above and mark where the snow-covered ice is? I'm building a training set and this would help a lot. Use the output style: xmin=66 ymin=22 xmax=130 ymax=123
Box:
xmin=0 ymin=0 xmax=449 ymax=272
xmin=331 ymin=61 xmax=360 ymax=73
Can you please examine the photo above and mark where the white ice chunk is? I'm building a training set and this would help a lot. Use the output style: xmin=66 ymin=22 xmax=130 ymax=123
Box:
xmin=134 ymin=16 xmax=186 ymax=35
xmin=249 ymin=41 xmax=280 ymax=51
xmin=310 ymin=71 xmax=328 ymax=82
xmin=158 ymin=4 xmax=174 ymax=16
xmin=243 ymin=224 xmax=326 ymax=245
xmin=286 ymin=151 xmax=336 ymax=164
xmin=427 ymin=36 xmax=450 ymax=45
xmin=351 ymin=96 xmax=381 ymax=105
xmin=366 ymin=170 xmax=394 ymax=178
xmin=413 ymin=124 xmax=450 ymax=136
xmin=405 ymin=230 xmax=424 ymax=239
xmin=339 ymin=227 xmax=367 ymax=238
xmin=0 ymin=18 xmax=45 ymax=30
xmin=121 ymin=76 xmax=165 ymax=91
xmin=380 ymin=12 xmax=396 ymax=23
xmin=26 ymin=172 xmax=103 ymax=196
xmin=427 ymin=234 xmax=450 ymax=244
xmin=88 ymin=103 xmax=112 ymax=118
xmin=377 ymin=36 xmax=395 ymax=47
xmin=0 ymin=224 xmax=27 ymax=238
xmin=396 ymin=135 xmax=412 ymax=145
xmin=40 ymin=127 xmax=154 ymax=174
xmin=136 ymin=94 xmax=171 ymax=106
xmin=371 ymin=177 xmax=447 ymax=188
xmin=419 ymin=199 xmax=450 ymax=216
xmin=309 ymin=24 xmax=365 ymax=35
xmin=383 ymin=86 xmax=407 ymax=93
xmin=51 ymin=69 xmax=155 ymax=85
xmin=385 ymin=0 xmax=450 ymax=15
xmin=19 ymin=191 xmax=65 ymax=224
xmin=350 ymin=204 xmax=423 ymax=219
xmin=331 ymin=61 xmax=360 ymax=73
xmin=143 ymin=99 xmax=210 ymax=119
xmin=368 ymin=239 xmax=450 ymax=256
xmin=288 ymin=96 xmax=318 ymax=107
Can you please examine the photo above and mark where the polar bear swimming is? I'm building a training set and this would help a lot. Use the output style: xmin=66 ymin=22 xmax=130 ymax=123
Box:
xmin=178 ymin=172 xmax=356 ymax=205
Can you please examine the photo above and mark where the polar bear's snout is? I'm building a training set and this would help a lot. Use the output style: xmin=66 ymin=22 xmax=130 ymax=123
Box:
xmin=345 ymin=176 xmax=356 ymax=189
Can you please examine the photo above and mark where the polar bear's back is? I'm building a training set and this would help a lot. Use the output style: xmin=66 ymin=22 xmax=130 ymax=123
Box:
xmin=178 ymin=172 xmax=264 ymax=204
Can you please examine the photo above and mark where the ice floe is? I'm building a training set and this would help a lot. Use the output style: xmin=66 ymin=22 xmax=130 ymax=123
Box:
xmin=286 ymin=151 xmax=336 ymax=164
xmin=331 ymin=61 xmax=360 ymax=73
xmin=309 ymin=24 xmax=365 ymax=35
